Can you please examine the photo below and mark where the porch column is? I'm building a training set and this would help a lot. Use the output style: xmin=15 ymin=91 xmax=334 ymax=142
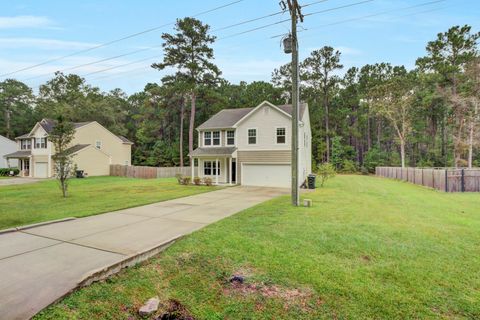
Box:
xmin=29 ymin=156 xmax=32 ymax=177
xmin=229 ymin=157 xmax=232 ymax=185
xmin=215 ymin=158 xmax=219 ymax=185
xmin=191 ymin=157 xmax=195 ymax=183
xmin=224 ymin=158 xmax=227 ymax=184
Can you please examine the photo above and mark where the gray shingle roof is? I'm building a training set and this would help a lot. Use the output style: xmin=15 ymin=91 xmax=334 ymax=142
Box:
xmin=15 ymin=133 xmax=30 ymax=140
xmin=4 ymin=150 xmax=31 ymax=158
xmin=38 ymin=119 xmax=94 ymax=133
xmin=64 ymin=144 xmax=90 ymax=155
xmin=189 ymin=147 xmax=237 ymax=157
xmin=118 ymin=135 xmax=133 ymax=144
xmin=196 ymin=103 xmax=307 ymax=130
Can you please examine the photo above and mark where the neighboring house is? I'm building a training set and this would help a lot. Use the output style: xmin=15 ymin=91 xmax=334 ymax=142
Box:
xmin=189 ymin=100 xmax=312 ymax=188
xmin=0 ymin=135 xmax=18 ymax=168
xmin=4 ymin=119 xmax=133 ymax=178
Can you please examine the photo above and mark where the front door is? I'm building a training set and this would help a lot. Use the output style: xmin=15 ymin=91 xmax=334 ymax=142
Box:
xmin=231 ymin=160 xmax=236 ymax=183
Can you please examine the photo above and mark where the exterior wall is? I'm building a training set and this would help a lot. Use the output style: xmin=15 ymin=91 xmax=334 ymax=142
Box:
xmin=72 ymin=122 xmax=131 ymax=165
xmin=298 ymin=105 xmax=312 ymax=184
xmin=237 ymin=150 xmax=291 ymax=184
xmin=72 ymin=147 xmax=111 ymax=176
xmin=197 ymin=157 xmax=228 ymax=183
xmin=0 ymin=135 xmax=18 ymax=167
xmin=236 ymin=104 xmax=291 ymax=151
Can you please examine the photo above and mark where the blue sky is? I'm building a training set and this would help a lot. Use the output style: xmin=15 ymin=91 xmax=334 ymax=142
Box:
xmin=0 ymin=0 xmax=478 ymax=94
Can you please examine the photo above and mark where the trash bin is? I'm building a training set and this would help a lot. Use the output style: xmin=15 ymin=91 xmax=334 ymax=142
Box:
xmin=76 ymin=170 xmax=84 ymax=178
xmin=307 ymin=174 xmax=316 ymax=189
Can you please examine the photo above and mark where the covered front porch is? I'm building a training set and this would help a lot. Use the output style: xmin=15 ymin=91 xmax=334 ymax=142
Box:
xmin=189 ymin=147 xmax=237 ymax=185
xmin=4 ymin=151 xmax=32 ymax=177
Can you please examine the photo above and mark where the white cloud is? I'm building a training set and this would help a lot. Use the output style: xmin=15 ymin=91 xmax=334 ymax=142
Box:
xmin=0 ymin=38 xmax=98 ymax=50
xmin=0 ymin=16 xmax=54 ymax=29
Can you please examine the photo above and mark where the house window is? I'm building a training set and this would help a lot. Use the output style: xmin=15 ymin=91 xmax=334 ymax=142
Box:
xmin=204 ymin=161 xmax=220 ymax=176
xmin=248 ymin=129 xmax=257 ymax=145
xmin=34 ymin=137 xmax=47 ymax=149
xmin=212 ymin=131 xmax=220 ymax=146
xmin=21 ymin=139 xmax=31 ymax=150
xmin=95 ymin=140 xmax=102 ymax=149
xmin=276 ymin=128 xmax=286 ymax=144
xmin=226 ymin=130 xmax=235 ymax=145
xmin=204 ymin=132 xmax=211 ymax=146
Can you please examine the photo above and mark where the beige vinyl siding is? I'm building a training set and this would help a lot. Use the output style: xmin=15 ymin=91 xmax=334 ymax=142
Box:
xmin=236 ymin=104 xmax=291 ymax=151
xmin=72 ymin=146 xmax=111 ymax=176
xmin=72 ymin=122 xmax=130 ymax=165
xmin=237 ymin=150 xmax=291 ymax=184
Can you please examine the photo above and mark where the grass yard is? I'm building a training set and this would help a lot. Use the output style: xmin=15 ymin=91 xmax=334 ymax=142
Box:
xmin=0 ymin=176 xmax=216 ymax=230
xmin=36 ymin=175 xmax=480 ymax=319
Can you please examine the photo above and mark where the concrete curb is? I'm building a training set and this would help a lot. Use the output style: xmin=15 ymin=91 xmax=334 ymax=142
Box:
xmin=0 ymin=228 xmax=17 ymax=235
xmin=40 ymin=234 xmax=183 ymax=313
xmin=15 ymin=217 xmax=76 ymax=231
xmin=78 ymin=234 xmax=183 ymax=287
xmin=0 ymin=218 xmax=76 ymax=235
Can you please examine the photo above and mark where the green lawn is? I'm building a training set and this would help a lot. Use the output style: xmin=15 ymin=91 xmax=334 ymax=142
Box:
xmin=36 ymin=175 xmax=480 ymax=319
xmin=0 ymin=176 xmax=216 ymax=230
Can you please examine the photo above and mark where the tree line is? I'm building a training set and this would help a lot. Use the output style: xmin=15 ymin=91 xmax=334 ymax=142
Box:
xmin=0 ymin=19 xmax=478 ymax=171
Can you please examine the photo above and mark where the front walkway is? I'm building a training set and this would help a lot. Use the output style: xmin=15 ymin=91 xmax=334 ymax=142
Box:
xmin=0 ymin=186 xmax=288 ymax=319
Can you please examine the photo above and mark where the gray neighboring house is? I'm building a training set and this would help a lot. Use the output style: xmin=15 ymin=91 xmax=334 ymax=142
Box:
xmin=189 ymin=100 xmax=312 ymax=188
xmin=0 ymin=135 xmax=18 ymax=168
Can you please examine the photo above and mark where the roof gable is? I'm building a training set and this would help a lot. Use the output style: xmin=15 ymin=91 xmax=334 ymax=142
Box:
xmin=196 ymin=101 xmax=308 ymax=130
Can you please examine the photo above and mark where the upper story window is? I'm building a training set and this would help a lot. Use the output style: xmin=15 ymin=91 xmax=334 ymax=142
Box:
xmin=248 ymin=129 xmax=257 ymax=145
xmin=34 ymin=137 xmax=47 ymax=149
xmin=21 ymin=139 xmax=31 ymax=150
xmin=276 ymin=127 xmax=286 ymax=144
xmin=203 ymin=131 xmax=220 ymax=147
xmin=212 ymin=131 xmax=220 ymax=146
xmin=204 ymin=132 xmax=211 ymax=146
xmin=226 ymin=130 xmax=235 ymax=145
xmin=95 ymin=140 xmax=102 ymax=149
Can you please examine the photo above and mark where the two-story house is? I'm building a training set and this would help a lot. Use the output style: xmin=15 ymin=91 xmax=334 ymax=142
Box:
xmin=4 ymin=119 xmax=132 ymax=178
xmin=0 ymin=134 xmax=18 ymax=168
xmin=189 ymin=101 xmax=312 ymax=188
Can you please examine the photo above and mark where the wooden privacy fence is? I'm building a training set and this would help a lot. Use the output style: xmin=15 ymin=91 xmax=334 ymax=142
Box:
xmin=110 ymin=165 xmax=198 ymax=179
xmin=376 ymin=167 xmax=480 ymax=192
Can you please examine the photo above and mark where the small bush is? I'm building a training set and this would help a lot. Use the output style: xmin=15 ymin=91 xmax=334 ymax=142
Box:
xmin=317 ymin=163 xmax=336 ymax=187
xmin=193 ymin=176 xmax=202 ymax=185
xmin=202 ymin=177 xmax=213 ymax=186
xmin=175 ymin=174 xmax=191 ymax=185
xmin=0 ymin=168 xmax=19 ymax=176
xmin=341 ymin=160 xmax=357 ymax=173
xmin=360 ymin=166 xmax=369 ymax=175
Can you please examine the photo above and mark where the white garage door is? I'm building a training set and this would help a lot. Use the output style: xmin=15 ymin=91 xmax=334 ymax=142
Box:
xmin=242 ymin=164 xmax=291 ymax=188
xmin=34 ymin=162 xmax=48 ymax=178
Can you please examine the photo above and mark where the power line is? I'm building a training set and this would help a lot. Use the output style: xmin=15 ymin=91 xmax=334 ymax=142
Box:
xmin=0 ymin=0 xmax=244 ymax=78
xmin=82 ymin=54 xmax=162 ymax=77
xmin=271 ymin=0 xmax=446 ymax=38
xmin=303 ymin=0 xmax=375 ymax=17
xmin=23 ymin=44 xmax=163 ymax=81
xmin=301 ymin=0 xmax=330 ymax=8
xmin=219 ymin=0 xmax=374 ymax=40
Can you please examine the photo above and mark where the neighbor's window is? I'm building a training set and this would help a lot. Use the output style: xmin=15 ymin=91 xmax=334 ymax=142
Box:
xmin=204 ymin=132 xmax=211 ymax=146
xmin=35 ymin=137 xmax=47 ymax=149
xmin=212 ymin=131 xmax=220 ymax=146
xmin=226 ymin=130 xmax=235 ymax=145
xmin=95 ymin=140 xmax=102 ymax=149
xmin=21 ymin=139 xmax=31 ymax=150
xmin=204 ymin=161 xmax=220 ymax=175
xmin=248 ymin=129 xmax=257 ymax=145
xmin=276 ymin=127 xmax=286 ymax=144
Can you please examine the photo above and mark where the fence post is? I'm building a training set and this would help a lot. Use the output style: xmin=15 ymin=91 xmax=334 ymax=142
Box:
xmin=445 ymin=169 xmax=448 ymax=192
xmin=421 ymin=168 xmax=424 ymax=186
xmin=461 ymin=169 xmax=465 ymax=192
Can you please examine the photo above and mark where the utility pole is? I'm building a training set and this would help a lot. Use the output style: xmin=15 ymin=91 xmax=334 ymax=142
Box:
xmin=283 ymin=0 xmax=303 ymax=206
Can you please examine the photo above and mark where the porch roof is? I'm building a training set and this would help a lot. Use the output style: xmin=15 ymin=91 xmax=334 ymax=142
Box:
xmin=4 ymin=150 xmax=31 ymax=159
xmin=189 ymin=147 xmax=237 ymax=157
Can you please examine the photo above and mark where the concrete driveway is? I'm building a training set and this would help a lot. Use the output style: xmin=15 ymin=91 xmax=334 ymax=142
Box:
xmin=0 ymin=177 xmax=41 ymax=186
xmin=0 ymin=186 xmax=288 ymax=319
